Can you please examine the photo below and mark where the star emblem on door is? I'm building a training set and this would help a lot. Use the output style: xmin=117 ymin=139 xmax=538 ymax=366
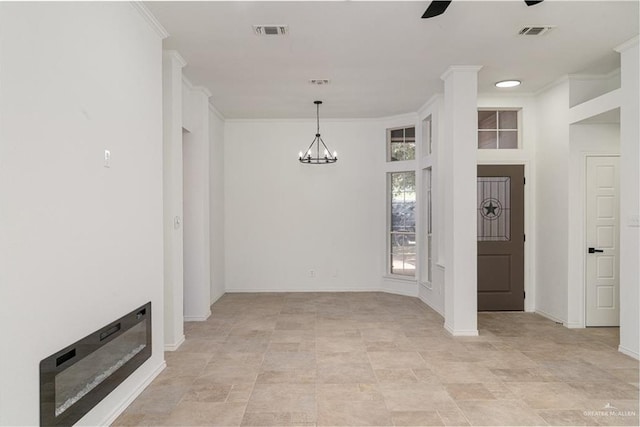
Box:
xmin=480 ymin=198 xmax=502 ymax=220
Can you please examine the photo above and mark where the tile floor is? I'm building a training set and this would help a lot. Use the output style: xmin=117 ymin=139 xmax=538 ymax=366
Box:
xmin=114 ymin=292 xmax=639 ymax=426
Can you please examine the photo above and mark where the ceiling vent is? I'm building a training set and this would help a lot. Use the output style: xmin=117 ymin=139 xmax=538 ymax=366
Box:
xmin=253 ymin=25 xmax=288 ymax=36
xmin=309 ymin=79 xmax=330 ymax=86
xmin=518 ymin=26 xmax=554 ymax=36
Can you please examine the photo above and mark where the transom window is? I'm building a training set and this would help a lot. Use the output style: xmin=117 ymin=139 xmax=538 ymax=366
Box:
xmin=389 ymin=171 xmax=416 ymax=276
xmin=387 ymin=126 xmax=415 ymax=161
xmin=478 ymin=110 xmax=519 ymax=149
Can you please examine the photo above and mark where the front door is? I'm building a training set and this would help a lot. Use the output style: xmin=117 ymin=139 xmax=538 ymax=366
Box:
xmin=477 ymin=165 xmax=525 ymax=311
xmin=585 ymin=156 xmax=620 ymax=327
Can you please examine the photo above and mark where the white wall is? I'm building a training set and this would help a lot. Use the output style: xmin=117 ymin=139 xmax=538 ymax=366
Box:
xmin=616 ymin=38 xmax=640 ymax=359
xmin=224 ymin=120 xmax=385 ymax=292
xmin=0 ymin=3 xmax=165 ymax=425
xmin=567 ymin=123 xmax=620 ymax=328
xmin=534 ymin=80 xmax=571 ymax=323
xmin=569 ymin=71 xmax=621 ymax=108
xmin=182 ymin=85 xmax=212 ymax=320
xmin=417 ymin=96 xmax=445 ymax=316
xmin=162 ymin=51 xmax=186 ymax=350
xmin=209 ymin=107 xmax=226 ymax=304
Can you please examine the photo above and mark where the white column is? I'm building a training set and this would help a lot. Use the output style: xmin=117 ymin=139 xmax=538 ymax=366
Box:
xmin=615 ymin=37 xmax=639 ymax=359
xmin=183 ymin=84 xmax=212 ymax=321
xmin=441 ymin=66 xmax=482 ymax=336
xmin=162 ymin=50 xmax=186 ymax=350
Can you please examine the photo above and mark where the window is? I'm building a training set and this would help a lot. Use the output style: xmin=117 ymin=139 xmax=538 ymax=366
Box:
xmin=422 ymin=116 xmax=432 ymax=157
xmin=387 ymin=126 xmax=415 ymax=161
xmin=389 ymin=171 xmax=416 ymax=276
xmin=423 ymin=168 xmax=433 ymax=283
xmin=478 ymin=110 xmax=519 ymax=149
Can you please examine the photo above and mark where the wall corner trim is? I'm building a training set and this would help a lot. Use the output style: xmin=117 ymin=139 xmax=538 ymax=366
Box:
xmin=618 ymin=345 xmax=640 ymax=360
xmin=164 ymin=335 xmax=186 ymax=351
xmin=184 ymin=310 xmax=212 ymax=322
xmin=130 ymin=2 xmax=169 ymax=39
xmin=163 ymin=50 xmax=187 ymax=68
xmin=614 ymin=36 xmax=640 ymax=53
xmin=99 ymin=360 xmax=166 ymax=426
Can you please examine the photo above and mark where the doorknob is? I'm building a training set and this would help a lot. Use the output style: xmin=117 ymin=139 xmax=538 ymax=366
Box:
xmin=588 ymin=247 xmax=604 ymax=254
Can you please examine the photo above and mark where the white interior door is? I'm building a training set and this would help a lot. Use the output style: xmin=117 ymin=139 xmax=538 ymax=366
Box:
xmin=585 ymin=156 xmax=620 ymax=327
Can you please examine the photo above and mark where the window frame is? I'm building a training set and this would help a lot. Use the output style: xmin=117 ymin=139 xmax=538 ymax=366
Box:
xmin=477 ymin=108 xmax=522 ymax=150
xmin=420 ymin=167 xmax=433 ymax=286
xmin=387 ymin=125 xmax=416 ymax=162
xmin=387 ymin=170 xmax=417 ymax=278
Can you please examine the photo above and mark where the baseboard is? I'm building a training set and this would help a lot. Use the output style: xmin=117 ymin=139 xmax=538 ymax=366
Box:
xmin=225 ymin=287 xmax=384 ymax=293
xmin=535 ymin=309 xmax=567 ymax=325
xmin=100 ymin=360 xmax=166 ymax=426
xmin=565 ymin=322 xmax=584 ymax=329
xmin=164 ymin=335 xmax=185 ymax=352
xmin=618 ymin=345 xmax=640 ymax=360
xmin=184 ymin=310 xmax=211 ymax=322
xmin=379 ymin=286 xmax=419 ymax=298
xmin=444 ymin=322 xmax=479 ymax=337
xmin=417 ymin=292 xmax=444 ymax=317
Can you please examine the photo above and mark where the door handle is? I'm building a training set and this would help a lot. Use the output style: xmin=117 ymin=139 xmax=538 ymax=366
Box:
xmin=588 ymin=247 xmax=604 ymax=254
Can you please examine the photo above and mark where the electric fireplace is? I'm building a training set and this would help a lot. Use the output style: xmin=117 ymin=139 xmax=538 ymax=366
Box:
xmin=40 ymin=302 xmax=151 ymax=426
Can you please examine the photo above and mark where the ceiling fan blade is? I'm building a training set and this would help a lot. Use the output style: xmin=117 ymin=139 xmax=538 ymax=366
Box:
xmin=524 ymin=0 xmax=544 ymax=6
xmin=422 ymin=1 xmax=452 ymax=19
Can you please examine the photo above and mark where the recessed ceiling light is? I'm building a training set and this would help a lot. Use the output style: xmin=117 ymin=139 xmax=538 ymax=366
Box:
xmin=495 ymin=80 xmax=521 ymax=88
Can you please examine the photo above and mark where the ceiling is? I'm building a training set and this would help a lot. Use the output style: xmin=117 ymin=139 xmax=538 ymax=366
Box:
xmin=146 ymin=1 xmax=639 ymax=119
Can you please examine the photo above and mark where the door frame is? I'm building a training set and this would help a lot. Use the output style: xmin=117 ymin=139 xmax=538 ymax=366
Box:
xmin=477 ymin=160 xmax=533 ymax=312
xmin=582 ymin=153 xmax=621 ymax=328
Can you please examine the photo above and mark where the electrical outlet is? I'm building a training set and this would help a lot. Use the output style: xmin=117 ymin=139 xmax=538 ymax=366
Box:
xmin=309 ymin=270 xmax=316 ymax=278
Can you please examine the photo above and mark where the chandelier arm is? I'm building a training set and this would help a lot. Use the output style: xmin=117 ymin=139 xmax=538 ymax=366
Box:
xmin=318 ymin=137 xmax=336 ymax=160
xmin=299 ymin=136 xmax=319 ymax=162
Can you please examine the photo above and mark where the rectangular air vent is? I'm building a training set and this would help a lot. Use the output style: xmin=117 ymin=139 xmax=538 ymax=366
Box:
xmin=518 ymin=26 xmax=554 ymax=36
xmin=253 ymin=25 xmax=288 ymax=36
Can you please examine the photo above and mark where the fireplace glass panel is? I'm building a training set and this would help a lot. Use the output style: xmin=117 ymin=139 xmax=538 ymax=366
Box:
xmin=54 ymin=322 xmax=147 ymax=417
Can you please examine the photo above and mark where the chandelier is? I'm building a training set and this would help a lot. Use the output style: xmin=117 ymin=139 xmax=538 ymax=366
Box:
xmin=298 ymin=101 xmax=338 ymax=164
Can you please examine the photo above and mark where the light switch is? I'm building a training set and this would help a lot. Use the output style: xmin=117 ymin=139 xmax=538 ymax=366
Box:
xmin=104 ymin=149 xmax=111 ymax=168
xmin=629 ymin=214 xmax=640 ymax=227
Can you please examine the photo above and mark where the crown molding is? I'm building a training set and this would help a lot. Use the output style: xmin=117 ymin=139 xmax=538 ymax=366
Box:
xmin=477 ymin=91 xmax=536 ymax=99
xmin=615 ymin=35 xmax=639 ymax=53
xmin=163 ymin=50 xmax=187 ymax=68
xmin=194 ymin=86 xmax=212 ymax=98
xmin=569 ymin=68 xmax=621 ymax=81
xmin=224 ymin=117 xmax=385 ymax=124
xmin=182 ymin=75 xmax=194 ymax=91
xmin=208 ymin=102 xmax=225 ymax=121
xmin=534 ymin=75 xmax=570 ymax=97
xmin=130 ymin=2 xmax=168 ymax=39
xmin=181 ymin=75 xmax=212 ymax=97
xmin=440 ymin=65 xmax=483 ymax=81
xmin=417 ymin=93 xmax=443 ymax=118
xmin=380 ymin=112 xmax=419 ymax=126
